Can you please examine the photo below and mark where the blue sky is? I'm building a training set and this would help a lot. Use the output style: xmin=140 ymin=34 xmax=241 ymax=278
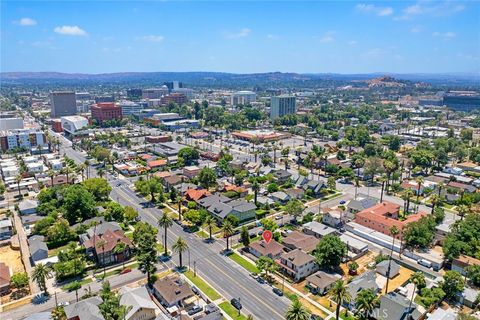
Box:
xmin=1 ymin=1 xmax=479 ymax=74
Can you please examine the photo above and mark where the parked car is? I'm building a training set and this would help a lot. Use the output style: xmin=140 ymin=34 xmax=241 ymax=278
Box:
xmin=256 ymin=277 xmax=266 ymax=284
xmin=231 ymin=298 xmax=242 ymax=310
xmin=191 ymin=286 xmax=199 ymax=295
xmin=187 ymin=305 xmax=203 ymax=316
xmin=418 ymin=259 xmax=432 ymax=268
xmin=273 ymin=288 xmax=283 ymax=296
xmin=249 ymin=273 xmax=258 ymax=279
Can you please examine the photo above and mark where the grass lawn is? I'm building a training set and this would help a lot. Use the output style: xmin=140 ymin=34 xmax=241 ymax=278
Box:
xmin=156 ymin=242 xmax=166 ymax=253
xmin=219 ymin=302 xmax=248 ymax=320
xmin=196 ymin=230 xmax=209 ymax=239
xmin=184 ymin=270 xmax=221 ymax=301
xmin=62 ymin=277 xmax=92 ymax=291
xmin=48 ymin=244 xmax=71 ymax=257
xmin=125 ymin=231 xmax=134 ymax=240
xmin=228 ymin=253 xmax=259 ymax=274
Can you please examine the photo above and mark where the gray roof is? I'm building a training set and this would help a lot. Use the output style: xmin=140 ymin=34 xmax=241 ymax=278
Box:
xmin=374 ymin=292 xmax=421 ymax=320
xmin=376 ymin=260 xmax=400 ymax=278
xmin=271 ymin=191 xmax=289 ymax=201
xmin=18 ymin=199 xmax=38 ymax=212
xmin=120 ymin=286 xmax=157 ymax=319
xmin=198 ymin=193 xmax=231 ymax=207
xmin=302 ymin=221 xmax=337 ymax=237
xmin=0 ymin=219 xmax=12 ymax=229
xmin=24 ymin=312 xmax=52 ymax=320
xmin=208 ymin=202 xmax=233 ymax=219
xmin=28 ymin=236 xmax=48 ymax=255
xmin=347 ymin=271 xmax=379 ymax=300
xmin=347 ymin=196 xmax=378 ymax=211
xmin=21 ymin=214 xmax=43 ymax=225
xmin=229 ymin=199 xmax=257 ymax=212
xmin=64 ymin=296 xmax=104 ymax=320
xmin=86 ymin=221 xmax=121 ymax=238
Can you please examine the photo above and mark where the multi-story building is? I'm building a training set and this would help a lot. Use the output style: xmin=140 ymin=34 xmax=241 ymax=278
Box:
xmin=163 ymin=81 xmax=183 ymax=92
xmin=142 ymin=87 xmax=169 ymax=99
xmin=270 ymin=95 xmax=296 ymax=119
xmin=0 ymin=117 xmax=24 ymax=130
xmin=443 ymin=91 xmax=480 ymax=111
xmin=277 ymin=249 xmax=319 ymax=282
xmin=61 ymin=116 xmax=89 ymax=135
xmin=231 ymin=90 xmax=256 ymax=106
xmin=90 ymin=102 xmax=122 ymax=124
xmin=160 ymin=93 xmax=188 ymax=105
xmin=50 ymin=91 xmax=77 ymax=117
xmin=127 ymin=88 xmax=142 ymax=99
xmin=118 ymin=100 xmax=143 ymax=116
xmin=0 ymin=129 xmax=47 ymax=152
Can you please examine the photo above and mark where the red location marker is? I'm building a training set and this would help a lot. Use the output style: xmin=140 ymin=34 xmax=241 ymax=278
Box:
xmin=262 ymin=230 xmax=273 ymax=244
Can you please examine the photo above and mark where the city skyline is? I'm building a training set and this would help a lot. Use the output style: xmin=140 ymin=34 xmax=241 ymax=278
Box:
xmin=2 ymin=1 xmax=479 ymax=75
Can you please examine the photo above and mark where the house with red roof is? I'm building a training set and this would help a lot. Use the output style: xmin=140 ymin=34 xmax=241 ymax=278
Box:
xmin=83 ymin=227 xmax=133 ymax=266
xmin=184 ymin=189 xmax=211 ymax=202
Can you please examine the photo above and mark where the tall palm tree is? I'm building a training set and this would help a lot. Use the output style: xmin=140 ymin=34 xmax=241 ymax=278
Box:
xmin=203 ymin=215 xmax=216 ymax=241
xmin=15 ymin=174 xmax=22 ymax=197
xmin=222 ymin=220 xmax=234 ymax=252
xmin=97 ymin=168 xmax=105 ymax=179
xmin=331 ymin=280 xmax=351 ymax=320
xmin=62 ymin=167 xmax=73 ymax=184
xmin=84 ymin=160 xmax=90 ymax=179
xmin=385 ymin=226 xmax=400 ymax=294
xmin=355 ymin=289 xmax=379 ymax=320
xmin=252 ymin=180 xmax=260 ymax=206
xmin=430 ymin=194 xmax=439 ymax=214
xmin=113 ymin=242 xmax=128 ymax=269
xmin=172 ymin=237 xmax=189 ymax=269
xmin=158 ymin=212 xmax=173 ymax=256
xmin=97 ymin=239 xmax=107 ymax=279
xmin=409 ymin=272 xmax=426 ymax=309
xmin=32 ymin=263 xmax=53 ymax=295
xmin=415 ymin=176 xmax=424 ymax=202
xmin=285 ymin=299 xmax=311 ymax=320
xmin=47 ymin=169 xmax=56 ymax=187
xmin=379 ymin=175 xmax=386 ymax=203
xmin=437 ymin=181 xmax=445 ymax=197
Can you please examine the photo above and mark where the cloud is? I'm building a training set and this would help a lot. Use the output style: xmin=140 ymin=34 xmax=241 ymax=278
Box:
xmin=267 ymin=34 xmax=279 ymax=40
xmin=396 ymin=1 xmax=465 ymax=20
xmin=17 ymin=17 xmax=37 ymax=26
xmin=224 ymin=28 xmax=251 ymax=39
xmin=348 ymin=40 xmax=358 ymax=46
xmin=54 ymin=25 xmax=87 ymax=36
xmin=433 ymin=31 xmax=456 ymax=39
xmin=410 ymin=26 xmax=422 ymax=33
xmin=137 ymin=35 xmax=164 ymax=42
xmin=318 ymin=31 xmax=335 ymax=43
xmin=356 ymin=3 xmax=394 ymax=16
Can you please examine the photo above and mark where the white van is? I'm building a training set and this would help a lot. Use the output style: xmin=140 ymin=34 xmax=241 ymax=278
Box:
xmin=418 ymin=259 xmax=432 ymax=268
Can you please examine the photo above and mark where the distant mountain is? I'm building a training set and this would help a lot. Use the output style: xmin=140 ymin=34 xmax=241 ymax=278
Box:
xmin=1 ymin=71 xmax=478 ymax=88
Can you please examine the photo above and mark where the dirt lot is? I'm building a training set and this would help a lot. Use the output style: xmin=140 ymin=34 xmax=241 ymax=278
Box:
xmin=0 ymin=245 xmax=25 ymax=273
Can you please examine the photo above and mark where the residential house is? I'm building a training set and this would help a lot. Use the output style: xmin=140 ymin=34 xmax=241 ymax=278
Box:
xmin=277 ymin=249 xmax=319 ymax=282
xmin=452 ymin=255 xmax=480 ymax=276
xmin=459 ymin=287 xmax=480 ymax=308
xmin=354 ymin=201 xmax=426 ymax=239
xmin=152 ymin=276 xmax=194 ymax=308
xmin=321 ymin=208 xmax=343 ymax=228
xmin=119 ymin=286 xmax=158 ymax=320
xmin=302 ymin=180 xmax=325 ymax=195
xmin=18 ymin=199 xmax=38 ymax=215
xmin=346 ymin=195 xmax=378 ymax=218
xmin=447 ymin=181 xmax=477 ymax=194
xmin=184 ymin=189 xmax=211 ymax=202
xmin=282 ymin=231 xmax=319 ymax=253
xmin=270 ymin=191 xmax=290 ymax=204
xmin=284 ymin=188 xmax=305 ymax=200
xmin=273 ymin=170 xmax=292 ymax=184
xmin=209 ymin=199 xmax=256 ymax=222
xmin=373 ymin=292 xmax=422 ymax=320
xmin=197 ymin=193 xmax=231 ymax=209
xmin=0 ymin=217 xmax=13 ymax=240
xmin=83 ymin=228 xmax=133 ymax=266
xmin=302 ymin=221 xmax=337 ymax=239
xmin=339 ymin=234 xmax=369 ymax=260
xmin=401 ymin=179 xmax=435 ymax=195
xmin=64 ymin=296 xmax=104 ymax=320
xmin=183 ymin=166 xmax=201 ymax=179
xmin=376 ymin=260 xmax=400 ymax=279
xmin=0 ymin=262 xmax=11 ymax=295
xmin=162 ymin=175 xmax=183 ymax=189
xmin=29 ymin=235 xmax=48 ymax=262
xmin=147 ymin=159 xmax=167 ymax=171
xmin=346 ymin=271 xmax=379 ymax=308
xmin=249 ymin=240 xmax=285 ymax=259
xmin=306 ymin=271 xmax=341 ymax=295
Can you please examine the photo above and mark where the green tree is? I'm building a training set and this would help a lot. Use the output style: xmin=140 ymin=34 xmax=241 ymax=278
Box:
xmin=240 ymin=226 xmax=250 ymax=247
xmin=184 ymin=209 xmax=207 ymax=226
xmin=198 ymin=167 xmax=217 ymax=189
xmin=284 ymin=199 xmax=304 ymax=223
xmin=113 ymin=242 xmax=128 ymax=269
xmin=104 ymin=202 xmax=125 ymax=222
xmin=403 ymin=216 xmax=436 ymax=250
xmin=222 ymin=220 xmax=235 ymax=251
xmin=82 ymin=178 xmax=112 ymax=201
xmin=172 ymin=236 xmax=189 ymax=269
xmin=203 ymin=215 xmax=216 ymax=240
xmin=285 ymin=299 xmax=311 ymax=320
xmin=158 ymin=212 xmax=173 ymax=256
xmin=252 ymin=180 xmax=260 ymax=206
xmin=441 ymin=270 xmax=465 ymax=300
xmin=32 ymin=263 xmax=53 ymax=295
xmin=315 ymin=235 xmax=347 ymax=270
xmin=331 ymin=280 xmax=352 ymax=320
xmin=63 ymin=184 xmax=96 ymax=224
xmin=256 ymin=256 xmax=278 ymax=279
xmin=11 ymin=272 xmax=29 ymax=290
xmin=418 ymin=287 xmax=445 ymax=307
xmin=134 ymin=222 xmax=158 ymax=284
xmin=409 ymin=272 xmax=426 ymax=308
xmin=178 ymin=147 xmax=199 ymax=165
xmin=123 ymin=206 xmax=138 ymax=224
xmin=327 ymin=176 xmax=336 ymax=190
xmin=355 ymin=289 xmax=379 ymax=320
xmin=46 ymin=218 xmax=76 ymax=248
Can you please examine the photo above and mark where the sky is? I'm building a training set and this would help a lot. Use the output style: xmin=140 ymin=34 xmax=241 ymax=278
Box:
xmin=1 ymin=0 xmax=479 ymax=74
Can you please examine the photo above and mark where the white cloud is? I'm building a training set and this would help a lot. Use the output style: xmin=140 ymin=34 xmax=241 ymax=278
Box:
xmin=410 ymin=26 xmax=422 ymax=33
xmin=17 ymin=17 xmax=37 ymax=26
xmin=267 ymin=34 xmax=279 ymax=40
xmin=318 ymin=31 xmax=335 ymax=43
xmin=54 ymin=25 xmax=87 ymax=36
xmin=396 ymin=1 xmax=465 ymax=20
xmin=433 ymin=31 xmax=456 ymax=39
xmin=348 ymin=40 xmax=358 ymax=46
xmin=137 ymin=35 xmax=164 ymax=42
xmin=356 ymin=3 xmax=393 ymax=16
xmin=225 ymin=28 xmax=251 ymax=39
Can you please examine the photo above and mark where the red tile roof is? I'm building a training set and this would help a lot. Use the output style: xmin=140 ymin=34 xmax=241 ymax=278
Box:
xmin=185 ymin=189 xmax=211 ymax=201
xmin=84 ymin=229 xmax=133 ymax=255
xmin=147 ymin=159 xmax=167 ymax=168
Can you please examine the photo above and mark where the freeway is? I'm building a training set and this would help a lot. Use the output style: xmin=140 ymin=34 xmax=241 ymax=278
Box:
xmin=56 ymin=134 xmax=291 ymax=319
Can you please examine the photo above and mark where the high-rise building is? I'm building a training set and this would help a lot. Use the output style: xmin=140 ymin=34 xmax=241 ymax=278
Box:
xmin=231 ymin=91 xmax=256 ymax=106
xmin=119 ymin=100 xmax=143 ymax=116
xmin=90 ymin=103 xmax=122 ymax=124
xmin=270 ymin=95 xmax=296 ymax=119
xmin=163 ymin=81 xmax=183 ymax=92
xmin=50 ymin=91 xmax=77 ymax=117
xmin=443 ymin=91 xmax=480 ymax=112
xmin=142 ymin=87 xmax=169 ymax=99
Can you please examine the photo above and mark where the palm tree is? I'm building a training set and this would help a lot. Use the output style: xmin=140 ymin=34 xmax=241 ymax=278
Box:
xmin=158 ymin=212 xmax=173 ymax=256
xmin=252 ymin=180 xmax=260 ymax=206
xmin=222 ymin=220 xmax=235 ymax=252
xmin=457 ymin=204 xmax=469 ymax=221
xmin=437 ymin=181 xmax=445 ymax=197
xmin=97 ymin=239 xmax=107 ymax=279
xmin=47 ymin=169 xmax=56 ymax=187
xmin=415 ymin=176 xmax=424 ymax=202
xmin=355 ymin=289 xmax=379 ymax=319
xmin=409 ymin=272 xmax=426 ymax=309
xmin=203 ymin=215 xmax=216 ymax=241
xmin=331 ymin=280 xmax=351 ymax=320
xmin=172 ymin=237 xmax=189 ymax=269
xmin=285 ymin=299 xmax=311 ymax=320
xmin=97 ymin=168 xmax=105 ymax=179
xmin=379 ymin=175 xmax=386 ymax=203
xmin=32 ymin=263 xmax=53 ymax=295
xmin=84 ymin=160 xmax=90 ymax=179
xmin=430 ymin=194 xmax=439 ymax=214
xmin=15 ymin=174 xmax=22 ymax=197
xmin=113 ymin=242 xmax=128 ymax=269
xmin=385 ymin=225 xmax=400 ymax=294
xmin=62 ymin=167 xmax=73 ymax=184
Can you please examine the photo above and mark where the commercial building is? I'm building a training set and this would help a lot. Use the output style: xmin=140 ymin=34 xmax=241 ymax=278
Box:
xmin=61 ymin=116 xmax=89 ymax=135
xmin=270 ymin=95 xmax=296 ymax=119
xmin=0 ymin=129 xmax=47 ymax=152
xmin=160 ymin=93 xmax=188 ymax=105
xmin=443 ymin=91 xmax=480 ymax=111
xmin=118 ymin=100 xmax=143 ymax=116
xmin=142 ymin=87 xmax=169 ymax=99
xmin=50 ymin=91 xmax=77 ymax=117
xmin=127 ymin=88 xmax=142 ymax=99
xmin=51 ymin=119 xmax=63 ymax=132
xmin=90 ymin=102 xmax=122 ymax=124
xmin=0 ymin=117 xmax=24 ymax=130
xmin=163 ymin=81 xmax=183 ymax=92
xmin=231 ymin=129 xmax=289 ymax=142
xmin=231 ymin=90 xmax=256 ymax=106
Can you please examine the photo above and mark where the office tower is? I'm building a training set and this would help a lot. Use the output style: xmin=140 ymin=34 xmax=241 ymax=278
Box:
xmin=90 ymin=103 xmax=122 ymax=124
xmin=270 ymin=95 xmax=296 ymax=119
xmin=50 ymin=91 xmax=76 ymax=117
